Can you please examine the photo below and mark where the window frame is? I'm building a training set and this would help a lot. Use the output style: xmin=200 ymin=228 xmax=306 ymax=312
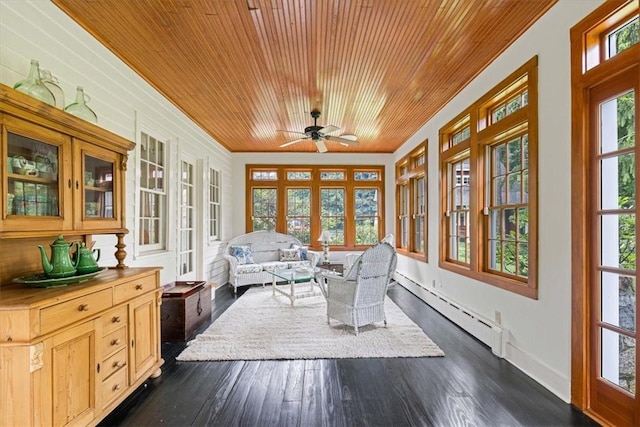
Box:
xmin=439 ymin=56 xmax=538 ymax=299
xmin=137 ymin=130 xmax=169 ymax=255
xmin=395 ymin=141 xmax=428 ymax=261
xmin=208 ymin=167 xmax=221 ymax=242
xmin=246 ymin=165 xmax=385 ymax=251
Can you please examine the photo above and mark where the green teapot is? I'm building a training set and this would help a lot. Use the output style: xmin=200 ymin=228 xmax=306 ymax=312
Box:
xmin=74 ymin=242 xmax=101 ymax=274
xmin=38 ymin=235 xmax=77 ymax=278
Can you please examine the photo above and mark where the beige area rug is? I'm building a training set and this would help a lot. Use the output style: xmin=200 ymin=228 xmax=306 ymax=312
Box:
xmin=176 ymin=286 xmax=444 ymax=361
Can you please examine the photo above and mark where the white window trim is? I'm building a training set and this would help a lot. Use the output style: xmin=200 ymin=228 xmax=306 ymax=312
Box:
xmin=133 ymin=113 xmax=175 ymax=259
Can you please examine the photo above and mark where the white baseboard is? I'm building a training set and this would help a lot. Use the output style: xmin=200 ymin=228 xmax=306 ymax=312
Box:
xmin=394 ymin=271 xmax=570 ymax=402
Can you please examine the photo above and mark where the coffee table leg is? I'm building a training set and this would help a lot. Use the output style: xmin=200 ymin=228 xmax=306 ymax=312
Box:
xmin=290 ymin=279 xmax=295 ymax=306
xmin=272 ymin=275 xmax=276 ymax=296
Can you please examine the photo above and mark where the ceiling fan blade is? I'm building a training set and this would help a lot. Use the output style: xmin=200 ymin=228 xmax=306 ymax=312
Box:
xmin=277 ymin=129 xmax=308 ymax=136
xmin=319 ymin=125 xmax=340 ymax=134
xmin=326 ymin=135 xmax=359 ymax=146
xmin=314 ymin=139 xmax=328 ymax=153
xmin=279 ymin=137 xmax=308 ymax=148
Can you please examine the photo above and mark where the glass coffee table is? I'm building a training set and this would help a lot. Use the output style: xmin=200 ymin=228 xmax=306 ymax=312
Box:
xmin=269 ymin=267 xmax=322 ymax=306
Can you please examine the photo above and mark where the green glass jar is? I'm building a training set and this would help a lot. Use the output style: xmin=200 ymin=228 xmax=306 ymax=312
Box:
xmin=13 ymin=59 xmax=56 ymax=106
xmin=64 ymin=86 xmax=97 ymax=124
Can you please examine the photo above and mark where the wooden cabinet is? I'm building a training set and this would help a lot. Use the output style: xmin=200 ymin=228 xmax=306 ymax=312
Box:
xmin=0 ymin=268 xmax=163 ymax=427
xmin=0 ymin=84 xmax=161 ymax=426
xmin=0 ymin=83 xmax=132 ymax=237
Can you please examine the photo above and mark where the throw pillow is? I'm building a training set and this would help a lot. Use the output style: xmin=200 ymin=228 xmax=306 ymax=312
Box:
xmin=279 ymin=247 xmax=300 ymax=262
xmin=230 ymin=245 xmax=254 ymax=264
xmin=291 ymin=244 xmax=308 ymax=261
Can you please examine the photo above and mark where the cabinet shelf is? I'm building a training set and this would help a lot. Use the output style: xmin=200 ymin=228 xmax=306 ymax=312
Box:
xmin=7 ymin=172 xmax=57 ymax=185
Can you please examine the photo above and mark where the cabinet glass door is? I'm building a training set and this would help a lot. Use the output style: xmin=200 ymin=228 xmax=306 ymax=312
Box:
xmin=84 ymin=155 xmax=114 ymax=220
xmin=8 ymin=134 xmax=59 ymax=217
xmin=2 ymin=115 xmax=72 ymax=231
xmin=75 ymin=141 xmax=123 ymax=231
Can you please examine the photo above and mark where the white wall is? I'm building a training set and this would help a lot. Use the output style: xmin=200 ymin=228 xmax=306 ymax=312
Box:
xmin=0 ymin=1 xmax=233 ymax=287
xmin=394 ymin=0 xmax=604 ymax=401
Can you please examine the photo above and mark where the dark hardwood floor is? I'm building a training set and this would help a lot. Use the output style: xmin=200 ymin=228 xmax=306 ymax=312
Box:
xmin=100 ymin=283 xmax=599 ymax=427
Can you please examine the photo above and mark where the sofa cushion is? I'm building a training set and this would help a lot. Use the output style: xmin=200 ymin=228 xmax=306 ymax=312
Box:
xmin=236 ymin=263 xmax=263 ymax=274
xmin=279 ymin=248 xmax=300 ymax=262
xmin=288 ymin=260 xmax=313 ymax=269
xmin=230 ymin=245 xmax=254 ymax=264
xmin=290 ymin=244 xmax=308 ymax=261
xmin=262 ymin=261 xmax=288 ymax=272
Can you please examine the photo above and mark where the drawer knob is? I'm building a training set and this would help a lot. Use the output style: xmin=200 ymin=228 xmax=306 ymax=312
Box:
xmin=113 ymin=361 xmax=125 ymax=369
xmin=79 ymin=304 xmax=89 ymax=312
xmin=135 ymin=284 xmax=143 ymax=290
xmin=112 ymin=384 xmax=121 ymax=391
xmin=111 ymin=339 xmax=121 ymax=346
xmin=112 ymin=316 xmax=121 ymax=323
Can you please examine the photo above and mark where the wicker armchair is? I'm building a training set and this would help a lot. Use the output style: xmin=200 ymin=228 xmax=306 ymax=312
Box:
xmin=317 ymin=242 xmax=397 ymax=335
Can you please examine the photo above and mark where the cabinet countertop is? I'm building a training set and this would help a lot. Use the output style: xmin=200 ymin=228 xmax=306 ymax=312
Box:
xmin=0 ymin=267 xmax=161 ymax=309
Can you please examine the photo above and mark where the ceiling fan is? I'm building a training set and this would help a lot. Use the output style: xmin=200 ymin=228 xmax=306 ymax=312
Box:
xmin=278 ymin=110 xmax=359 ymax=153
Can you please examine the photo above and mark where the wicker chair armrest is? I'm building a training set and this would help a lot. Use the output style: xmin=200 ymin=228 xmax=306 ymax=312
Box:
xmin=306 ymin=250 xmax=322 ymax=267
xmin=223 ymin=254 xmax=239 ymax=274
xmin=322 ymin=275 xmax=357 ymax=301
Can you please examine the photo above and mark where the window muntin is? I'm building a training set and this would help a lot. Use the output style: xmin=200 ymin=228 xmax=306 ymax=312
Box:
xmin=209 ymin=168 xmax=221 ymax=240
xmin=287 ymin=187 xmax=311 ymax=244
xmin=139 ymin=132 xmax=166 ymax=251
xmin=354 ymin=188 xmax=379 ymax=245
xmin=252 ymin=187 xmax=277 ymax=231
xmin=490 ymin=90 xmax=528 ymax=124
xmin=395 ymin=141 xmax=427 ymax=259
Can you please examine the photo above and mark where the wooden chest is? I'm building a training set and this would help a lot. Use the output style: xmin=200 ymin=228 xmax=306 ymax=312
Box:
xmin=161 ymin=281 xmax=212 ymax=341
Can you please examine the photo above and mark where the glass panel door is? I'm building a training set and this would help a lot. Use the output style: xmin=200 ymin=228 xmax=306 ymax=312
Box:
xmin=589 ymin=72 xmax=638 ymax=423
xmin=178 ymin=159 xmax=195 ymax=278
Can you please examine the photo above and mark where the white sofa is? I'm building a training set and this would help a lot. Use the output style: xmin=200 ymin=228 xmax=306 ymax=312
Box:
xmin=224 ymin=231 xmax=320 ymax=293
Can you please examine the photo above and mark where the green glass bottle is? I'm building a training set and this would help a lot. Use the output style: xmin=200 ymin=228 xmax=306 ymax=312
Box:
xmin=64 ymin=86 xmax=97 ymax=124
xmin=13 ymin=59 xmax=56 ymax=106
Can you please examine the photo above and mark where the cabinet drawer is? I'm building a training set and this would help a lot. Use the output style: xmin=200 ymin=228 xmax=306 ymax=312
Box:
xmin=102 ymin=347 xmax=127 ymax=379
xmin=101 ymin=365 xmax=128 ymax=408
xmin=40 ymin=288 xmax=113 ymax=334
xmin=102 ymin=326 xmax=127 ymax=357
xmin=102 ymin=305 xmax=128 ymax=335
xmin=114 ymin=275 xmax=157 ymax=304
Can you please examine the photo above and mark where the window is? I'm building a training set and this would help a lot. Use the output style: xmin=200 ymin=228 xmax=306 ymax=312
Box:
xmin=439 ymin=56 xmax=538 ymax=298
xmin=208 ymin=168 xmax=221 ymax=241
xmin=287 ymin=187 xmax=311 ymax=244
xmin=446 ymin=156 xmax=471 ymax=265
xmin=246 ymin=165 xmax=384 ymax=250
xmin=138 ymin=131 xmax=167 ymax=252
xmin=395 ymin=142 xmax=427 ymax=260
xmin=251 ymin=187 xmax=277 ymax=231
xmin=178 ymin=160 xmax=194 ymax=276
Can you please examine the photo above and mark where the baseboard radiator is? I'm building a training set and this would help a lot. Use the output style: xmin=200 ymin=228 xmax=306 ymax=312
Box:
xmin=393 ymin=272 xmax=506 ymax=358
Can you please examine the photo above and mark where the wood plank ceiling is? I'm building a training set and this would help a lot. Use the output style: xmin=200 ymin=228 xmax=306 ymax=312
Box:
xmin=52 ymin=0 xmax=557 ymax=154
